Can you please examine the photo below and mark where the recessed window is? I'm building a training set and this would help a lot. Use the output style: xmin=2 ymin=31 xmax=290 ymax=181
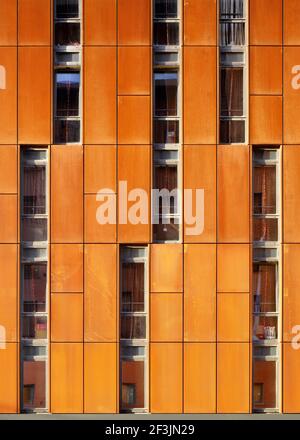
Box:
xmin=121 ymin=360 xmax=145 ymax=411
xmin=22 ymin=359 xmax=46 ymax=411
xmin=55 ymin=0 xmax=79 ymax=19
xmin=253 ymin=359 xmax=277 ymax=411
xmin=154 ymin=0 xmax=178 ymax=19
xmin=23 ymin=263 xmax=47 ymax=313
xmin=55 ymin=22 xmax=80 ymax=46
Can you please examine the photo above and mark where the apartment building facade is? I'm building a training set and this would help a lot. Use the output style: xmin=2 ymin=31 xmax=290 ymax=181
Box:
xmin=0 ymin=0 xmax=300 ymax=414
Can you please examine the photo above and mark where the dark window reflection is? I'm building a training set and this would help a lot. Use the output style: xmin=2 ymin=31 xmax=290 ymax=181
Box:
xmin=155 ymin=0 xmax=177 ymax=18
xmin=22 ymin=316 xmax=47 ymax=339
xmin=155 ymin=72 xmax=178 ymax=117
xmin=54 ymin=119 xmax=80 ymax=143
xmin=154 ymin=22 xmax=179 ymax=46
xmin=253 ymin=263 xmax=277 ymax=314
xmin=221 ymin=68 xmax=243 ymax=117
xmin=121 ymin=316 xmax=146 ymax=340
xmin=56 ymin=72 xmax=80 ymax=117
xmin=122 ymin=263 xmax=145 ymax=313
xmin=22 ymin=218 xmax=47 ymax=242
xmin=56 ymin=0 xmax=79 ymax=19
xmin=220 ymin=119 xmax=245 ymax=143
xmin=55 ymin=22 xmax=80 ymax=46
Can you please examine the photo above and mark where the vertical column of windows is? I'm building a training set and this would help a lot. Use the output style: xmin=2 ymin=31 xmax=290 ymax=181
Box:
xmin=54 ymin=0 xmax=82 ymax=144
xmin=252 ymin=147 xmax=281 ymax=413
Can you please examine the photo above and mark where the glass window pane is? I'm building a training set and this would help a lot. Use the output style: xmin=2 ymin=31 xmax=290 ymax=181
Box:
xmin=221 ymin=68 xmax=243 ymax=116
xmin=253 ymin=149 xmax=278 ymax=162
xmin=154 ymin=22 xmax=179 ymax=46
xmin=254 ymin=166 xmax=277 ymax=214
xmin=155 ymin=72 xmax=178 ymax=116
xmin=55 ymin=72 xmax=80 ymax=117
xmin=23 ymin=150 xmax=47 ymax=162
xmin=22 ymin=218 xmax=47 ymax=242
xmin=154 ymin=51 xmax=179 ymax=65
xmin=253 ymin=360 xmax=277 ymax=410
xmin=55 ymin=51 xmax=80 ymax=64
xmin=22 ymin=247 xmax=48 ymax=261
xmin=22 ymin=316 xmax=48 ymax=340
xmin=23 ymin=346 xmax=47 ymax=357
xmin=155 ymin=0 xmax=178 ymax=18
xmin=121 ymin=316 xmax=146 ymax=340
xmin=121 ymin=346 xmax=145 ymax=358
xmin=253 ymin=263 xmax=277 ymax=313
xmin=55 ymin=22 xmax=81 ymax=46
xmin=253 ymin=316 xmax=278 ymax=341
xmin=153 ymin=218 xmax=179 ymax=241
xmin=56 ymin=0 xmax=79 ymax=19
xmin=122 ymin=263 xmax=145 ymax=313
xmin=122 ymin=247 xmax=146 ymax=260
xmin=221 ymin=51 xmax=244 ymax=64
xmin=220 ymin=0 xmax=244 ymax=18
xmin=220 ymin=22 xmax=245 ymax=46
xmin=22 ymin=360 xmax=46 ymax=410
xmin=23 ymin=263 xmax=47 ymax=313
xmin=54 ymin=119 xmax=80 ymax=143
xmin=253 ymin=247 xmax=278 ymax=261
xmin=121 ymin=360 xmax=145 ymax=411
xmin=253 ymin=218 xmax=278 ymax=242
xmin=154 ymin=119 xmax=179 ymax=144
xmin=154 ymin=165 xmax=178 ymax=214
xmin=253 ymin=346 xmax=278 ymax=358
xmin=220 ymin=119 xmax=245 ymax=143
xmin=23 ymin=166 xmax=46 ymax=215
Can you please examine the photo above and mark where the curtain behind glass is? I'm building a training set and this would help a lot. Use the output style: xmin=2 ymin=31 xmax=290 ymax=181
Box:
xmin=253 ymin=166 xmax=276 ymax=214
xmin=122 ymin=263 xmax=145 ymax=313
xmin=155 ymin=165 xmax=177 ymax=214
xmin=221 ymin=68 xmax=243 ymax=116
xmin=23 ymin=166 xmax=46 ymax=215
xmin=253 ymin=264 xmax=276 ymax=313
xmin=220 ymin=0 xmax=244 ymax=18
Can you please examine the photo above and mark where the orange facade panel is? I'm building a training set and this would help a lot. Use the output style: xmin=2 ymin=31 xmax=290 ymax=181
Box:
xmin=84 ymin=343 xmax=117 ymax=413
xmin=184 ymin=244 xmax=216 ymax=342
xmin=51 ymin=294 xmax=83 ymax=342
xmin=250 ymin=96 xmax=283 ymax=145
xmin=51 ymin=343 xmax=83 ymax=413
xmin=51 ymin=244 xmax=83 ymax=293
xmin=150 ymin=294 xmax=182 ymax=342
xmin=217 ymin=343 xmax=250 ymax=413
xmin=0 ymin=146 xmax=17 ymax=194
xmin=118 ymin=96 xmax=151 ymax=145
xmin=18 ymin=47 xmax=51 ymax=144
xmin=84 ymin=145 xmax=116 ymax=194
xmin=151 ymin=244 xmax=183 ymax=293
xmin=84 ymin=47 xmax=116 ymax=144
xmin=0 ymin=0 xmax=17 ymax=45
xmin=0 ymin=245 xmax=17 ymax=342
xmin=283 ymin=146 xmax=300 ymax=243
xmin=85 ymin=194 xmax=117 ymax=243
xmin=284 ymin=0 xmax=300 ymax=45
xmin=84 ymin=0 xmax=116 ymax=45
xmin=184 ymin=343 xmax=216 ymax=413
xmin=118 ymin=145 xmax=151 ymax=243
xmin=283 ymin=343 xmax=300 ymax=413
xmin=150 ymin=343 xmax=182 ymax=413
xmin=250 ymin=47 xmax=283 ymax=95
xmin=0 ymin=48 xmax=17 ymax=144
xmin=51 ymin=146 xmax=83 ymax=243
xmin=0 ymin=343 xmax=18 ymax=413
xmin=250 ymin=0 xmax=282 ymax=45
xmin=0 ymin=195 xmax=17 ymax=243
xmin=84 ymin=244 xmax=117 ymax=342
xmin=184 ymin=47 xmax=217 ymax=144
xmin=184 ymin=0 xmax=217 ymax=46
xmin=284 ymin=47 xmax=300 ymax=144
xmin=18 ymin=0 xmax=51 ymax=45
xmin=118 ymin=47 xmax=151 ymax=95
xmin=217 ymin=244 xmax=250 ymax=293
xmin=217 ymin=294 xmax=250 ymax=342
xmin=217 ymin=146 xmax=249 ymax=243
xmin=184 ymin=146 xmax=216 ymax=243
xmin=118 ymin=0 xmax=151 ymax=45
xmin=283 ymin=245 xmax=300 ymax=342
